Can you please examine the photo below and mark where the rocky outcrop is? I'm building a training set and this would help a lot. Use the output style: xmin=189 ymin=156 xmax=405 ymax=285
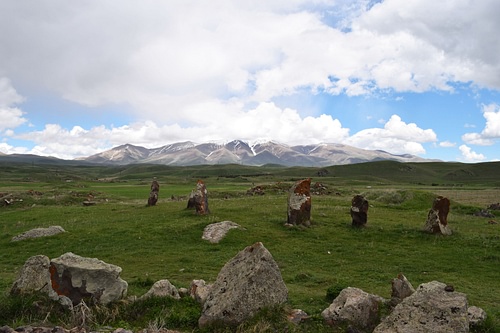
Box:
xmin=49 ymin=252 xmax=128 ymax=305
xmin=374 ymin=281 xmax=469 ymax=332
xmin=321 ymin=287 xmax=385 ymax=332
xmin=139 ymin=279 xmax=179 ymax=300
xmin=202 ymin=221 xmax=242 ymax=243
xmin=424 ymin=196 xmax=452 ymax=235
xmin=286 ymin=178 xmax=312 ymax=227
xmin=351 ymin=195 xmax=369 ymax=227
xmin=11 ymin=226 xmax=66 ymax=242
xmin=198 ymin=242 xmax=288 ymax=328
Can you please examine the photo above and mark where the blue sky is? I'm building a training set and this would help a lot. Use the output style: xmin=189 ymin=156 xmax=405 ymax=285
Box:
xmin=0 ymin=0 xmax=499 ymax=162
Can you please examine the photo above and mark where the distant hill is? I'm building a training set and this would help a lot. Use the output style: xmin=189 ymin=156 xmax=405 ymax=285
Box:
xmin=80 ymin=140 xmax=434 ymax=167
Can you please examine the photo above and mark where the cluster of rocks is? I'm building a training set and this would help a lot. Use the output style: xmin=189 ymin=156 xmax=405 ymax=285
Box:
xmin=10 ymin=242 xmax=288 ymax=330
xmin=319 ymin=274 xmax=487 ymax=332
xmin=10 ymin=243 xmax=487 ymax=332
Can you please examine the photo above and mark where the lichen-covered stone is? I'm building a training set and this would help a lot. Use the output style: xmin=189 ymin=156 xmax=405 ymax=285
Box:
xmin=199 ymin=242 xmax=288 ymax=328
xmin=287 ymin=178 xmax=311 ymax=226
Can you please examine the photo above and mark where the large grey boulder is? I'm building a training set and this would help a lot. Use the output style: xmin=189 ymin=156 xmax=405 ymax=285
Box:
xmin=374 ymin=281 xmax=469 ymax=333
xmin=12 ymin=226 xmax=65 ymax=242
xmin=321 ymin=287 xmax=385 ymax=332
xmin=49 ymin=252 xmax=128 ymax=305
xmin=198 ymin=242 xmax=288 ymax=328
xmin=202 ymin=221 xmax=241 ymax=243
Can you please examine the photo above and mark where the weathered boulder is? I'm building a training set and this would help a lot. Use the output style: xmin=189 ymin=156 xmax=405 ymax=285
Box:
xmin=49 ymin=252 xmax=128 ymax=305
xmin=188 ymin=180 xmax=210 ymax=215
xmin=390 ymin=273 xmax=415 ymax=306
xmin=374 ymin=281 xmax=469 ymax=333
xmin=321 ymin=287 xmax=385 ymax=332
xmin=139 ymin=279 xmax=179 ymax=300
xmin=202 ymin=221 xmax=242 ymax=243
xmin=424 ymin=196 xmax=452 ymax=235
xmin=198 ymin=242 xmax=288 ymax=328
xmin=190 ymin=279 xmax=212 ymax=305
xmin=147 ymin=178 xmax=160 ymax=206
xmin=286 ymin=178 xmax=312 ymax=227
xmin=468 ymin=305 xmax=487 ymax=327
xmin=12 ymin=226 xmax=65 ymax=242
xmin=350 ymin=195 xmax=369 ymax=227
xmin=10 ymin=255 xmax=54 ymax=296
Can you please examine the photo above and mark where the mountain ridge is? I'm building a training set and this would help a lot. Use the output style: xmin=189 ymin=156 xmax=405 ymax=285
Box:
xmin=80 ymin=140 xmax=436 ymax=167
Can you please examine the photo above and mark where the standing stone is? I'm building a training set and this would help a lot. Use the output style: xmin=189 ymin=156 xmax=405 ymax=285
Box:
xmin=374 ymin=281 xmax=469 ymax=333
xmin=424 ymin=196 xmax=452 ymax=235
xmin=189 ymin=180 xmax=209 ymax=215
xmin=147 ymin=177 xmax=160 ymax=206
xmin=286 ymin=178 xmax=312 ymax=227
xmin=198 ymin=242 xmax=288 ymax=328
xmin=49 ymin=252 xmax=128 ymax=305
xmin=351 ymin=195 xmax=369 ymax=227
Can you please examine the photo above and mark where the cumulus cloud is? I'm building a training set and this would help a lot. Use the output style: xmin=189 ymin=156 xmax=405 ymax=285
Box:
xmin=438 ymin=141 xmax=456 ymax=148
xmin=462 ymin=103 xmax=500 ymax=145
xmin=459 ymin=144 xmax=486 ymax=162
xmin=1 ymin=0 xmax=499 ymax=121
xmin=344 ymin=115 xmax=437 ymax=155
xmin=0 ymin=78 xmax=27 ymax=132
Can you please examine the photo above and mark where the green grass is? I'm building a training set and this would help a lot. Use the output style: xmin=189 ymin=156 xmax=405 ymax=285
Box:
xmin=0 ymin=161 xmax=499 ymax=332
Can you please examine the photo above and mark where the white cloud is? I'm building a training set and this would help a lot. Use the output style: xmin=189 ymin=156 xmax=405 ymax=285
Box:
xmin=344 ymin=114 xmax=437 ymax=155
xmin=0 ymin=78 xmax=27 ymax=132
xmin=462 ymin=103 xmax=500 ymax=145
xmin=439 ymin=141 xmax=456 ymax=148
xmin=458 ymin=144 xmax=486 ymax=162
xmin=0 ymin=0 xmax=498 ymax=122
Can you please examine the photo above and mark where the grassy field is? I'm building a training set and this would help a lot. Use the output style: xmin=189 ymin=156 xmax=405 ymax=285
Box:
xmin=0 ymin=161 xmax=499 ymax=332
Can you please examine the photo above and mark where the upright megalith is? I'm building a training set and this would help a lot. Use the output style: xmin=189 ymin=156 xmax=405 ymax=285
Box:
xmin=188 ymin=180 xmax=210 ymax=215
xmin=350 ymin=195 xmax=369 ymax=227
xmin=49 ymin=252 xmax=128 ymax=305
xmin=424 ymin=196 xmax=452 ymax=235
xmin=147 ymin=177 xmax=160 ymax=206
xmin=286 ymin=178 xmax=312 ymax=227
xmin=198 ymin=242 xmax=288 ymax=328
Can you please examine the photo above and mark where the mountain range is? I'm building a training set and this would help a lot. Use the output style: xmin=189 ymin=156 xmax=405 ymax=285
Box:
xmin=78 ymin=140 xmax=433 ymax=167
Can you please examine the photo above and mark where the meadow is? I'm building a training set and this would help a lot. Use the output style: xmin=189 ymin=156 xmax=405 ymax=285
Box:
xmin=0 ymin=161 xmax=499 ymax=332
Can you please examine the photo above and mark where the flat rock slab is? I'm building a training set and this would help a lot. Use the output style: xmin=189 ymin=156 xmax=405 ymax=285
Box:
xmin=12 ymin=226 xmax=66 ymax=242
xmin=202 ymin=221 xmax=242 ymax=243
